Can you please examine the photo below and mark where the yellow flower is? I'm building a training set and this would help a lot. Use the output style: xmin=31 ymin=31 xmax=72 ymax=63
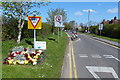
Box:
xmin=28 ymin=56 xmax=32 ymax=59
xmin=32 ymin=59 xmax=37 ymax=62
xmin=16 ymin=60 xmax=20 ymax=63
xmin=24 ymin=60 xmax=29 ymax=64
xmin=33 ymin=55 xmax=38 ymax=59
xmin=8 ymin=60 xmax=13 ymax=64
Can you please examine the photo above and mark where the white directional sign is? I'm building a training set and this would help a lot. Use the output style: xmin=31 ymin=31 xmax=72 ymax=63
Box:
xmin=35 ymin=41 xmax=46 ymax=50
xmin=54 ymin=15 xmax=64 ymax=27
xmin=99 ymin=24 xmax=103 ymax=30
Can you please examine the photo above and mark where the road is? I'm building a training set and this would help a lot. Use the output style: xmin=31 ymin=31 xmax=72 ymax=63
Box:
xmin=61 ymin=32 xmax=120 ymax=80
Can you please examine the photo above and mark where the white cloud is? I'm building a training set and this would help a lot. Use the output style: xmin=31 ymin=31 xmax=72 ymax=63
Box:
xmin=83 ymin=9 xmax=96 ymax=13
xmin=107 ymin=7 xmax=118 ymax=13
xmin=75 ymin=11 xmax=83 ymax=15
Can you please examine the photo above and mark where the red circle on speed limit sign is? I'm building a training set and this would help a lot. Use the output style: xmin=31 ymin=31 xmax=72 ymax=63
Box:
xmin=55 ymin=16 xmax=61 ymax=22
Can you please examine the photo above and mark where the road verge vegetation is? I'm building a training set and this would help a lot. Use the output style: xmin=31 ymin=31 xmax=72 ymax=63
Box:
xmin=2 ymin=32 xmax=67 ymax=78
xmin=78 ymin=32 xmax=119 ymax=43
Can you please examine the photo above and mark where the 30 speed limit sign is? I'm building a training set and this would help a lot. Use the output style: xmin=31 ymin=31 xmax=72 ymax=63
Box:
xmin=54 ymin=15 xmax=64 ymax=27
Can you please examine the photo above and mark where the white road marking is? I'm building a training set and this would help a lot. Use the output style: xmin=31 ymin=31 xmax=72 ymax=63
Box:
xmin=79 ymin=54 xmax=88 ymax=58
xmin=91 ymin=54 xmax=102 ymax=58
xmin=86 ymin=66 xmax=119 ymax=79
xmin=103 ymin=55 xmax=120 ymax=62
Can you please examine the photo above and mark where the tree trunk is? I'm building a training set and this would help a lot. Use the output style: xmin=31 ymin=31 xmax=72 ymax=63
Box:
xmin=17 ymin=21 xmax=24 ymax=44
xmin=17 ymin=28 xmax=22 ymax=44
xmin=52 ymin=25 xmax=54 ymax=35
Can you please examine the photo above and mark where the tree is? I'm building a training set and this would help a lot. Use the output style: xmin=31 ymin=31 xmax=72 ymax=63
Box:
xmin=64 ymin=22 xmax=71 ymax=30
xmin=79 ymin=23 xmax=84 ymax=27
xmin=69 ymin=20 xmax=75 ymax=29
xmin=46 ymin=8 xmax=67 ymax=34
xmin=2 ymin=15 xmax=18 ymax=40
xmin=2 ymin=2 xmax=48 ymax=43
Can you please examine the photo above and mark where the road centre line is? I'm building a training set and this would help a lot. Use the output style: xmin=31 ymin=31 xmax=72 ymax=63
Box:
xmin=79 ymin=54 xmax=88 ymax=58
xmin=91 ymin=54 xmax=102 ymax=58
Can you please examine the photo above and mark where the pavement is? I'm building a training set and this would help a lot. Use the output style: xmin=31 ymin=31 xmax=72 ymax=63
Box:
xmin=61 ymin=32 xmax=120 ymax=80
xmin=93 ymin=37 xmax=120 ymax=48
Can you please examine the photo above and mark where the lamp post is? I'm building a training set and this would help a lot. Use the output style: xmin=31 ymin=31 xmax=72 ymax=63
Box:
xmin=88 ymin=9 xmax=90 ymax=33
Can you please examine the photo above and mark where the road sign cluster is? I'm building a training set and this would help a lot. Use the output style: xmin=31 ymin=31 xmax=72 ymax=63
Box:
xmin=28 ymin=15 xmax=65 ymax=49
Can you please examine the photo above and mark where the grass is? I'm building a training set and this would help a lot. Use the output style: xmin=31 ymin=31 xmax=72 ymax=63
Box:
xmin=77 ymin=32 xmax=119 ymax=43
xmin=86 ymin=33 xmax=119 ymax=43
xmin=2 ymin=32 xmax=67 ymax=78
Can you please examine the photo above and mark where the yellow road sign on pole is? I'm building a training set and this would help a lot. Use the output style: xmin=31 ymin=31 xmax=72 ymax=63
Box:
xmin=28 ymin=16 xmax=42 ymax=29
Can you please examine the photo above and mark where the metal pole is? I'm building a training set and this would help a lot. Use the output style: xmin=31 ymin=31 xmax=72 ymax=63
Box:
xmin=58 ymin=27 xmax=59 ymax=42
xmin=88 ymin=10 xmax=90 ymax=33
xmin=100 ymin=30 xmax=101 ymax=36
xmin=61 ymin=28 xmax=62 ymax=37
xmin=34 ymin=29 xmax=36 ymax=49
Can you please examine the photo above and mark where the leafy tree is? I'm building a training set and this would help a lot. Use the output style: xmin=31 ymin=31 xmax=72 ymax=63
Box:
xmin=2 ymin=2 xmax=48 ymax=43
xmin=79 ymin=23 xmax=84 ymax=27
xmin=69 ymin=20 xmax=75 ymax=29
xmin=2 ymin=15 xmax=18 ymax=40
xmin=46 ymin=8 xmax=67 ymax=34
xmin=64 ymin=22 xmax=71 ymax=30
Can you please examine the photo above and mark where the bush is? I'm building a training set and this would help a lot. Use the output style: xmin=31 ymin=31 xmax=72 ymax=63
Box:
xmin=89 ymin=24 xmax=120 ymax=39
xmin=2 ymin=16 xmax=19 ymax=41
xmin=2 ymin=15 xmax=55 ymax=41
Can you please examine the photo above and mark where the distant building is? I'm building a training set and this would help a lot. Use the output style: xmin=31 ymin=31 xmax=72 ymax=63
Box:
xmin=101 ymin=17 xmax=120 ymax=24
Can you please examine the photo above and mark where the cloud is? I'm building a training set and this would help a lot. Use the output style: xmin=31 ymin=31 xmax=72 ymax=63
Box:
xmin=75 ymin=11 xmax=83 ymax=15
xmin=83 ymin=9 xmax=96 ymax=13
xmin=107 ymin=7 xmax=118 ymax=13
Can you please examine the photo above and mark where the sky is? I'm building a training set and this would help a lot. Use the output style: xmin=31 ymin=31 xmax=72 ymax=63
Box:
xmin=30 ymin=2 xmax=118 ymax=25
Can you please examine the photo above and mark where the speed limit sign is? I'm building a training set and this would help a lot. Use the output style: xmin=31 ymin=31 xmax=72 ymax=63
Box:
xmin=54 ymin=15 xmax=64 ymax=27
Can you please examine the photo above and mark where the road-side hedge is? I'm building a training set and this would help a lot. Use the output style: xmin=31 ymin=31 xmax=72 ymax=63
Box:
xmin=2 ymin=16 xmax=19 ymax=41
xmin=89 ymin=24 xmax=120 ymax=39
xmin=2 ymin=16 xmax=57 ymax=41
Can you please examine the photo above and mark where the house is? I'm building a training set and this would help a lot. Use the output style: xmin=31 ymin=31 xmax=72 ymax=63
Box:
xmin=101 ymin=17 xmax=120 ymax=24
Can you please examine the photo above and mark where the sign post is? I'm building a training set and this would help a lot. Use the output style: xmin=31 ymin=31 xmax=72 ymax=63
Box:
xmin=34 ymin=29 xmax=36 ymax=49
xmin=28 ymin=16 xmax=42 ymax=49
xmin=54 ymin=15 xmax=65 ymax=42
xmin=99 ymin=24 xmax=103 ymax=36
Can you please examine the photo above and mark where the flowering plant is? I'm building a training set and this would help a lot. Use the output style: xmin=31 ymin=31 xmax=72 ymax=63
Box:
xmin=3 ymin=46 xmax=45 ymax=65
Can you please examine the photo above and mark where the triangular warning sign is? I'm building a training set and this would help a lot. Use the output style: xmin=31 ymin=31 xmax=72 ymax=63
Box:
xmin=28 ymin=17 xmax=41 ymax=28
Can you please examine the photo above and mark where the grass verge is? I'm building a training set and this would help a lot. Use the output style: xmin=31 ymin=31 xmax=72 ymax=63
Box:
xmin=2 ymin=32 xmax=67 ymax=78
xmin=78 ymin=32 xmax=119 ymax=43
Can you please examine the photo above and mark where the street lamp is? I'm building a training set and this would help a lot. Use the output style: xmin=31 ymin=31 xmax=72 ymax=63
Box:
xmin=88 ymin=9 xmax=90 ymax=33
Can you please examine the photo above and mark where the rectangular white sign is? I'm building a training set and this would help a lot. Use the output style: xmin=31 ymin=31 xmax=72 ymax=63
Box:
xmin=54 ymin=15 xmax=64 ymax=27
xmin=35 ymin=41 xmax=46 ymax=50
xmin=99 ymin=24 xmax=103 ymax=30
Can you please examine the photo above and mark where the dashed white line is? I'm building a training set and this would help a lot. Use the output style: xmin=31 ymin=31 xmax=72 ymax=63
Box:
xmin=79 ymin=54 xmax=88 ymax=58
xmin=103 ymin=55 xmax=120 ymax=62
xmin=91 ymin=54 xmax=102 ymax=58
